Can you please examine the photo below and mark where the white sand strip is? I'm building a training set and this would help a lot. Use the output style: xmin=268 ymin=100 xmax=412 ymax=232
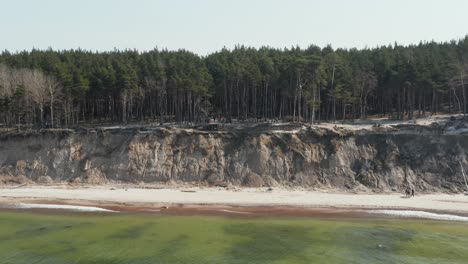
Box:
xmin=16 ymin=203 xmax=117 ymax=212
xmin=367 ymin=210 xmax=468 ymax=222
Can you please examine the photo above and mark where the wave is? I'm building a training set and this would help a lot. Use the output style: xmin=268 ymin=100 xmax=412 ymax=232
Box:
xmin=219 ymin=209 xmax=252 ymax=214
xmin=16 ymin=203 xmax=117 ymax=212
xmin=367 ymin=210 xmax=468 ymax=222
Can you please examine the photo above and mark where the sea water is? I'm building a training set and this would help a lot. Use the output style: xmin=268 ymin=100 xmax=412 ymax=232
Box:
xmin=0 ymin=210 xmax=467 ymax=264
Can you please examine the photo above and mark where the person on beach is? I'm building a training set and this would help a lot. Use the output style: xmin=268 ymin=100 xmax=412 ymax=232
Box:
xmin=405 ymin=186 xmax=411 ymax=197
xmin=405 ymin=185 xmax=415 ymax=198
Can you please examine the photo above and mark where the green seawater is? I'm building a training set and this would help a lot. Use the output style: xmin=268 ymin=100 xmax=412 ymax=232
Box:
xmin=0 ymin=211 xmax=467 ymax=264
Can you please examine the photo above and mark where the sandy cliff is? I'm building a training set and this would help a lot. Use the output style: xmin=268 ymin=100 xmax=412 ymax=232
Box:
xmin=1 ymin=121 xmax=468 ymax=192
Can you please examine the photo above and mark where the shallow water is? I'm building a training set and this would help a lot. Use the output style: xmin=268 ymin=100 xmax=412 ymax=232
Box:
xmin=0 ymin=211 xmax=467 ymax=264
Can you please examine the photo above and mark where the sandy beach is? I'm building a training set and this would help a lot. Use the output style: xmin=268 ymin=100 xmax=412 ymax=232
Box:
xmin=1 ymin=185 xmax=468 ymax=217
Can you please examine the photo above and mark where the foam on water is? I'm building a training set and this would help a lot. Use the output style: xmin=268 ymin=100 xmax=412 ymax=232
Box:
xmin=367 ymin=210 xmax=468 ymax=222
xmin=16 ymin=203 xmax=117 ymax=212
xmin=219 ymin=209 xmax=252 ymax=214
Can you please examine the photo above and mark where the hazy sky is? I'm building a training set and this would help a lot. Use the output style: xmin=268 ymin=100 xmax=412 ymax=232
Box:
xmin=1 ymin=0 xmax=467 ymax=54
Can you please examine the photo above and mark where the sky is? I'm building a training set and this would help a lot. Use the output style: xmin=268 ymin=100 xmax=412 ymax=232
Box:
xmin=1 ymin=0 xmax=468 ymax=55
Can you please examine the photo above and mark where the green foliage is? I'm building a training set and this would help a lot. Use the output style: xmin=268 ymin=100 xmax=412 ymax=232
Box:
xmin=1 ymin=37 xmax=468 ymax=126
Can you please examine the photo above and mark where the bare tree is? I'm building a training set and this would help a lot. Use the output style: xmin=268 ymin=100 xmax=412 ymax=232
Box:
xmin=0 ymin=65 xmax=13 ymax=126
xmin=21 ymin=69 xmax=49 ymax=127
xmin=0 ymin=64 xmax=14 ymax=98
xmin=45 ymin=76 xmax=61 ymax=128
xmin=0 ymin=65 xmax=61 ymax=128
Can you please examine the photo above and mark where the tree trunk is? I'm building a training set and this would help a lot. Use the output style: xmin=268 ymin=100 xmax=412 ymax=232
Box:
xmin=49 ymin=85 xmax=54 ymax=128
xmin=453 ymin=87 xmax=462 ymax=114
xmin=311 ymin=85 xmax=316 ymax=124
xmin=331 ymin=63 xmax=336 ymax=123
xmin=461 ymin=71 xmax=466 ymax=117
xmin=39 ymin=103 xmax=44 ymax=128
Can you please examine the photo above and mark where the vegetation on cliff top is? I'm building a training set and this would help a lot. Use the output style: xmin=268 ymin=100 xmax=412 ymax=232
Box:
xmin=1 ymin=37 xmax=468 ymax=128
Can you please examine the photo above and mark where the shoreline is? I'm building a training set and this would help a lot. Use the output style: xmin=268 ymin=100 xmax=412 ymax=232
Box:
xmin=1 ymin=185 xmax=468 ymax=219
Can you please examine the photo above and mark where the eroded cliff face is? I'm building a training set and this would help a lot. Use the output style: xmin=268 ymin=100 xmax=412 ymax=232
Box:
xmin=1 ymin=125 xmax=467 ymax=192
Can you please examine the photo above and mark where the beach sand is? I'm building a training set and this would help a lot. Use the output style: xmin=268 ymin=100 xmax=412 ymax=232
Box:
xmin=1 ymin=185 xmax=468 ymax=217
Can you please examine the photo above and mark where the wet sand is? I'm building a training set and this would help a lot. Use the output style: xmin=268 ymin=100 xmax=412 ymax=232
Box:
xmin=1 ymin=185 xmax=468 ymax=217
